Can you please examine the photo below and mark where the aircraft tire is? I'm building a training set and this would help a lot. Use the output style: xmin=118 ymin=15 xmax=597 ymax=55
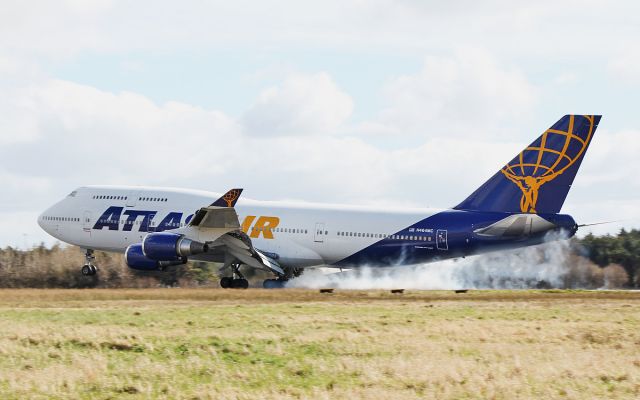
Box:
xmin=89 ymin=265 xmax=97 ymax=275
xmin=263 ymin=279 xmax=286 ymax=289
xmin=232 ymin=279 xmax=249 ymax=289
xmin=220 ymin=277 xmax=233 ymax=289
xmin=81 ymin=265 xmax=91 ymax=276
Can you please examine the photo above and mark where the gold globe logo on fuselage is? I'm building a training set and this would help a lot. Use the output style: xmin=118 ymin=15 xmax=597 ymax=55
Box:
xmin=500 ymin=115 xmax=595 ymax=213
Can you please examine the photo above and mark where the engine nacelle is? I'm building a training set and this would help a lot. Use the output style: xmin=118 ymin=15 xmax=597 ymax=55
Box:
xmin=142 ymin=232 xmax=208 ymax=261
xmin=125 ymin=243 xmax=187 ymax=271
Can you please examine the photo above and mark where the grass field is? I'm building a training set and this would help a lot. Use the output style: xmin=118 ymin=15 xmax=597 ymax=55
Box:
xmin=0 ymin=289 xmax=639 ymax=399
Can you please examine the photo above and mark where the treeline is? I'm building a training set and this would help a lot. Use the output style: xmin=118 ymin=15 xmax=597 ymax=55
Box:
xmin=0 ymin=244 xmax=269 ymax=289
xmin=0 ymin=245 xmax=218 ymax=288
xmin=578 ymin=229 xmax=640 ymax=287
xmin=0 ymin=230 xmax=638 ymax=289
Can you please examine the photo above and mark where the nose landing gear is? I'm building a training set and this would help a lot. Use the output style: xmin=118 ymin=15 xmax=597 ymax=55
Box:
xmin=81 ymin=249 xmax=97 ymax=276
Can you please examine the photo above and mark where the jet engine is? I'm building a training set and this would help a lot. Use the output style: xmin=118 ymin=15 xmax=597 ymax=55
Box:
xmin=125 ymin=243 xmax=186 ymax=271
xmin=142 ymin=232 xmax=208 ymax=261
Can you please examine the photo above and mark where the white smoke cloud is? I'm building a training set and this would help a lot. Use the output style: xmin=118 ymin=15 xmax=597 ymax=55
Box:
xmin=288 ymin=234 xmax=574 ymax=290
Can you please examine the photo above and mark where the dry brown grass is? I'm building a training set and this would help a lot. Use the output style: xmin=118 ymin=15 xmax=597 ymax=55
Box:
xmin=0 ymin=289 xmax=639 ymax=399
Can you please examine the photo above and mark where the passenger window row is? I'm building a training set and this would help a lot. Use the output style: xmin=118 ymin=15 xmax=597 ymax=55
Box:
xmin=97 ymin=219 xmax=185 ymax=227
xmin=93 ymin=195 xmax=128 ymax=200
xmin=276 ymin=227 xmax=307 ymax=234
xmin=138 ymin=197 xmax=168 ymax=202
xmin=337 ymin=231 xmax=432 ymax=241
xmin=43 ymin=216 xmax=80 ymax=222
xmin=92 ymin=195 xmax=168 ymax=202
xmin=252 ymin=227 xmax=308 ymax=234
xmin=249 ymin=227 xmax=431 ymax=241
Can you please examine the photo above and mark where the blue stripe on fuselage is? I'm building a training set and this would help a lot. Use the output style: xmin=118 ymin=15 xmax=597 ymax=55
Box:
xmin=92 ymin=206 xmax=193 ymax=233
xmin=334 ymin=210 xmax=576 ymax=268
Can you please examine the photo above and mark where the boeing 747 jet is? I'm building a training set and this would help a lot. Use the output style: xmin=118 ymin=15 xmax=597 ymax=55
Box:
xmin=39 ymin=115 xmax=600 ymax=288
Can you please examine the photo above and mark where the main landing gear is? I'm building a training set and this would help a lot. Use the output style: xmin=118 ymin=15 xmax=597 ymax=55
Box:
xmin=262 ymin=278 xmax=287 ymax=289
xmin=219 ymin=265 xmax=304 ymax=290
xmin=81 ymin=249 xmax=97 ymax=276
xmin=219 ymin=264 xmax=248 ymax=289
xmin=262 ymin=267 xmax=303 ymax=289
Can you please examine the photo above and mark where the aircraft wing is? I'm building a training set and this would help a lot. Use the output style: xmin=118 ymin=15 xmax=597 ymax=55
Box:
xmin=187 ymin=188 xmax=285 ymax=277
xmin=219 ymin=233 xmax=285 ymax=276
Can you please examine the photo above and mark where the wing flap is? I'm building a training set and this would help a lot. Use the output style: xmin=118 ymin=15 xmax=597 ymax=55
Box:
xmin=255 ymin=249 xmax=284 ymax=276
xmin=220 ymin=233 xmax=251 ymax=250
xmin=219 ymin=233 xmax=284 ymax=276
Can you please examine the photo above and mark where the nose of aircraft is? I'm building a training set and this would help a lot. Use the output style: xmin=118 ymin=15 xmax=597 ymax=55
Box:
xmin=37 ymin=208 xmax=48 ymax=233
xmin=37 ymin=204 xmax=56 ymax=235
xmin=37 ymin=212 xmax=44 ymax=229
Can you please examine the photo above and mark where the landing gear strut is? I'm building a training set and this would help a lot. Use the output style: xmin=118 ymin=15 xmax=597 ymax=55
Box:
xmin=81 ymin=249 xmax=97 ymax=276
xmin=219 ymin=264 xmax=248 ymax=289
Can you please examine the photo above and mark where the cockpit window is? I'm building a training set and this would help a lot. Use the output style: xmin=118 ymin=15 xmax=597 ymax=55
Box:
xmin=67 ymin=191 xmax=77 ymax=197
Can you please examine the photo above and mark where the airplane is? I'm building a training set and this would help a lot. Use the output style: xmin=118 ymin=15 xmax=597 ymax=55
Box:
xmin=38 ymin=115 xmax=601 ymax=288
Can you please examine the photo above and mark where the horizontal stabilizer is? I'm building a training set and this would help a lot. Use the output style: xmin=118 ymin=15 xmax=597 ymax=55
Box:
xmin=474 ymin=214 xmax=556 ymax=238
xmin=577 ymin=220 xmax=620 ymax=228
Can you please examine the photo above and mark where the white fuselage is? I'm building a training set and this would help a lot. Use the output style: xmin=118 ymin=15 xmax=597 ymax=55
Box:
xmin=38 ymin=186 xmax=442 ymax=268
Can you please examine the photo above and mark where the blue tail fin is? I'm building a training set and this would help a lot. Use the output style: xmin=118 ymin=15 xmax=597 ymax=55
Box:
xmin=455 ymin=115 xmax=601 ymax=214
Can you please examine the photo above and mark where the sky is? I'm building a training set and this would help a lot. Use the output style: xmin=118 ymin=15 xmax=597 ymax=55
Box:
xmin=1 ymin=0 xmax=639 ymax=248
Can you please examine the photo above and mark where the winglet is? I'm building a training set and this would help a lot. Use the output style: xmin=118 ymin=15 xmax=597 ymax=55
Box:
xmin=210 ymin=188 xmax=243 ymax=207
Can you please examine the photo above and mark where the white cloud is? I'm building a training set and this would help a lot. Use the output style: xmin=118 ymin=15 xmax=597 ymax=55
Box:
xmin=0 ymin=211 xmax=51 ymax=249
xmin=0 ymin=1 xmax=112 ymax=59
xmin=358 ymin=49 xmax=538 ymax=137
xmin=553 ymin=72 xmax=578 ymax=85
xmin=564 ymin=198 xmax=640 ymax=237
xmin=576 ymin=129 xmax=640 ymax=189
xmin=2 ymin=69 xmax=633 ymax=247
xmin=5 ymin=79 xmax=242 ymax=181
xmin=242 ymin=72 xmax=353 ymax=136
xmin=1 ymin=0 xmax=639 ymax=247
xmin=564 ymin=127 xmax=640 ymax=235
xmin=0 ymin=73 xmax=525 ymax=246
xmin=1 ymin=1 xmax=630 ymax=64
xmin=608 ymin=47 xmax=640 ymax=85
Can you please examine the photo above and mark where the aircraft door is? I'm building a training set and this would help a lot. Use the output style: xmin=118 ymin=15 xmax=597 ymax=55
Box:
xmin=82 ymin=211 xmax=92 ymax=232
xmin=126 ymin=192 xmax=138 ymax=207
xmin=314 ymin=223 xmax=325 ymax=243
xmin=436 ymin=229 xmax=448 ymax=250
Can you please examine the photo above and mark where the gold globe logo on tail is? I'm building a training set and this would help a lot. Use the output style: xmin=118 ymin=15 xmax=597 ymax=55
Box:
xmin=500 ymin=115 xmax=595 ymax=213
xmin=223 ymin=189 xmax=242 ymax=207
